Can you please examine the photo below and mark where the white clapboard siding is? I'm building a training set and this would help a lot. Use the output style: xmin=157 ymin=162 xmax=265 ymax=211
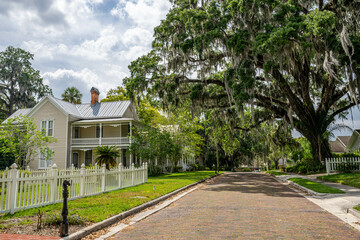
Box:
xmin=325 ymin=157 xmax=360 ymax=174
xmin=0 ymin=162 xmax=148 ymax=214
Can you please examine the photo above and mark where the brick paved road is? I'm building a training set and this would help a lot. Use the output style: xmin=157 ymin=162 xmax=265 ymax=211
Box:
xmin=110 ymin=173 xmax=360 ymax=239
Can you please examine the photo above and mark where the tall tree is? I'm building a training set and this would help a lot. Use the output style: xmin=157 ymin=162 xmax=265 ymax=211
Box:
xmin=124 ymin=0 xmax=360 ymax=163
xmin=0 ymin=46 xmax=52 ymax=118
xmin=61 ymin=86 xmax=82 ymax=104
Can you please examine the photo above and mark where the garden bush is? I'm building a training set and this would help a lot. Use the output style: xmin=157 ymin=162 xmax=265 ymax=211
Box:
xmin=189 ymin=163 xmax=198 ymax=171
xmin=197 ymin=164 xmax=205 ymax=170
xmin=240 ymin=167 xmax=252 ymax=172
xmin=148 ymin=165 xmax=163 ymax=176
xmin=173 ymin=166 xmax=183 ymax=172
xmin=44 ymin=213 xmax=86 ymax=226
xmin=286 ymin=156 xmax=325 ymax=174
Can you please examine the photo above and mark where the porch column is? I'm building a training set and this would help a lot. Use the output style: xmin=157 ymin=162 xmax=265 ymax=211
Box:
xmin=129 ymin=121 xmax=132 ymax=165
xmin=120 ymin=123 xmax=122 ymax=144
xmin=99 ymin=123 xmax=102 ymax=145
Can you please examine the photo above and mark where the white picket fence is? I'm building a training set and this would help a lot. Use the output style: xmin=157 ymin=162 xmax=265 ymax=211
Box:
xmin=325 ymin=157 xmax=360 ymax=174
xmin=0 ymin=162 xmax=148 ymax=214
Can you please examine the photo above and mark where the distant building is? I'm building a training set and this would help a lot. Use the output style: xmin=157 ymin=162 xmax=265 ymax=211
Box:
xmin=346 ymin=130 xmax=360 ymax=153
xmin=329 ymin=136 xmax=351 ymax=154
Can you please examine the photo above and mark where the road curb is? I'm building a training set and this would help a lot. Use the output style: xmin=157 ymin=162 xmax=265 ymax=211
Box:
xmin=61 ymin=172 xmax=222 ymax=240
xmin=266 ymin=173 xmax=325 ymax=196
xmin=348 ymin=208 xmax=360 ymax=219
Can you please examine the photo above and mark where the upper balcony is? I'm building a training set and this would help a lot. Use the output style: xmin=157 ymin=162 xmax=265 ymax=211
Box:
xmin=71 ymin=137 xmax=130 ymax=146
xmin=70 ymin=122 xmax=132 ymax=147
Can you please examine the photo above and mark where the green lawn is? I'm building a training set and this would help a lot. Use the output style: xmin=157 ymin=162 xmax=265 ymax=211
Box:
xmin=289 ymin=178 xmax=345 ymax=194
xmin=0 ymin=171 xmax=218 ymax=224
xmin=266 ymin=171 xmax=288 ymax=176
xmin=317 ymin=173 xmax=360 ymax=188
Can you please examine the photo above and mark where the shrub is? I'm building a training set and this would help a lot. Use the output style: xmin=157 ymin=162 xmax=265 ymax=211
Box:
xmin=285 ymin=156 xmax=325 ymax=174
xmin=240 ymin=167 xmax=252 ymax=172
xmin=298 ymin=165 xmax=307 ymax=174
xmin=173 ymin=166 xmax=183 ymax=172
xmin=148 ymin=166 xmax=163 ymax=176
xmin=197 ymin=164 xmax=205 ymax=170
xmin=44 ymin=214 xmax=86 ymax=226
xmin=189 ymin=163 xmax=198 ymax=171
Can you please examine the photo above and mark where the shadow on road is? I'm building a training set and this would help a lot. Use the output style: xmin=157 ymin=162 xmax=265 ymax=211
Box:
xmin=203 ymin=172 xmax=304 ymax=198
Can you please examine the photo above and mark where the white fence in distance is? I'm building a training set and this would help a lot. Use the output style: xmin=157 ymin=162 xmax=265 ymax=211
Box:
xmin=325 ymin=157 xmax=360 ymax=174
xmin=0 ymin=162 xmax=148 ymax=214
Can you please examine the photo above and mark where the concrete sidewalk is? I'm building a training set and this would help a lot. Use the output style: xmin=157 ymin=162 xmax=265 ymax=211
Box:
xmin=107 ymin=172 xmax=360 ymax=239
xmin=276 ymin=173 xmax=360 ymax=230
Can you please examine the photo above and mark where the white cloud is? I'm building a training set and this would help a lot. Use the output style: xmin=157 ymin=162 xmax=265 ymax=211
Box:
xmin=124 ymin=0 xmax=171 ymax=29
xmin=0 ymin=0 xmax=172 ymax=102
xmin=121 ymin=27 xmax=152 ymax=47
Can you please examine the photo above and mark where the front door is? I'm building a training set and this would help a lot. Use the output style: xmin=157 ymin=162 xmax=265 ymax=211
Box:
xmin=72 ymin=152 xmax=79 ymax=168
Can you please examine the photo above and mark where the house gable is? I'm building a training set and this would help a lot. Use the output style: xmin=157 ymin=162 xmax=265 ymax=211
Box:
xmin=28 ymin=100 xmax=68 ymax=170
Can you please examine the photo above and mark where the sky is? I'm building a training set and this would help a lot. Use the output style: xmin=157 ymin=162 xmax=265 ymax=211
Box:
xmin=0 ymin=0 xmax=172 ymax=103
xmin=0 ymin=0 xmax=359 ymax=138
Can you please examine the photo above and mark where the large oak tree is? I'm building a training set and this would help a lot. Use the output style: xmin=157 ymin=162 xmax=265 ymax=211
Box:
xmin=0 ymin=46 xmax=52 ymax=119
xmin=125 ymin=0 xmax=360 ymax=163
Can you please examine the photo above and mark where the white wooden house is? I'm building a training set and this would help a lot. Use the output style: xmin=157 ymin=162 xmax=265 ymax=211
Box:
xmin=4 ymin=88 xmax=139 ymax=169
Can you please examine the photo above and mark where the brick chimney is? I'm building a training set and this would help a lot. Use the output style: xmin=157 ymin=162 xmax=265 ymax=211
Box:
xmin=90 ymin=87 xmax=100 ymax=105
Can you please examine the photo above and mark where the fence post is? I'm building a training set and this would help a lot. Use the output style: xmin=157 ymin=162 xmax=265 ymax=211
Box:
xmin=325 ymin=158 xmax=330 ymax=175
xmin=26 ymin=165 xmax=30 ymax=172
xmin=131 ymin=163 xmax=135 ymax=185
xmin=145 ymin=162 xmax=148 ymax=183
xmin=50 ymin=164 xmax=58 ymax=203
xmin=142 ymin=162 xmax=145 ymax=183
xmin=8 ymin=163 xmax=18 ymax=214
xmin=118 ymin=163 xmax=122 ymax=188
xmin=80 ymin=164 xmax=85 ymax=196
xmin=101 ymin=164 xmax=106 ymax=192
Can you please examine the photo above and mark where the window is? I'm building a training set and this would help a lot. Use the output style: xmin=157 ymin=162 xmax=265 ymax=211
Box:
xmin=39 ymin=148 xmax=53 ymax=169
xmin=41 ymin=120 xmax=54 ymax=137
xmin=96 ymin=124 xmax=103 ymax=138
xmin=74 ymin=127 xmax=79 ymax=138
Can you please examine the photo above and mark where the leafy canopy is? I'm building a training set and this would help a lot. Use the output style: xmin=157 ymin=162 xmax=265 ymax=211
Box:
xmin=0 ymin=46 xmax=52 ymax=119
xmin=124 ymin=0 xmax=360 ymax=163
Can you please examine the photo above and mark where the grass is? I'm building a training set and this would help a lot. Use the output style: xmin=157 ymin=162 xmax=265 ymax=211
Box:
xmin=0 ymin=171 xmax=218 ymax=224
xmin=289 ymin=178 xmax=345 ymax=194
xmin=317 ymin=173 xmax=360 ymax=188
xmin=266 ymin=171 xmax=288 ymax=176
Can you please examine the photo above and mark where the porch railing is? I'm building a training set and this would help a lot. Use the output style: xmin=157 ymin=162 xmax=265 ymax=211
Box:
xmin=71 ymin=137 xmax=130 ymax=146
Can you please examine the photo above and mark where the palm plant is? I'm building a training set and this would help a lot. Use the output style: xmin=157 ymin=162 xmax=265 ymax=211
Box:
xmin=61 ymin=87 xmax=82 ymax=104
xmin=94 ymin=146 xmax=120 ymax=170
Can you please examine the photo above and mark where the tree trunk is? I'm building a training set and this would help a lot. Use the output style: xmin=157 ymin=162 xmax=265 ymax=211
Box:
xmin=298 ymin=127 xmax=331 ymax=164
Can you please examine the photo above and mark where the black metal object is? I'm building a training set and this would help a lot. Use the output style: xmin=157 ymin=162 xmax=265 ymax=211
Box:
xmin=60 ymin=180 xmax=71 ymax=237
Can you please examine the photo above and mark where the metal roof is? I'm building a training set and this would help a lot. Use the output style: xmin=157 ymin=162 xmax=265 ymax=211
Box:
xmin=4 ymin=96 xmax=136 ymax=122
xmin=49 ymin=96 xmax=81 ymax=117
xmin=76 ymin=101 xmax=131 ymax=119
xmin=2 ymin=108 xmax=32 ymax=123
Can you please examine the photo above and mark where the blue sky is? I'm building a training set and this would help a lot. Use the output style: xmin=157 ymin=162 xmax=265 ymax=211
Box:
xmin=0 ymin=0 xmax=171 ymax=103
xmin=0 ymin=0 xmax=359 ymax=137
